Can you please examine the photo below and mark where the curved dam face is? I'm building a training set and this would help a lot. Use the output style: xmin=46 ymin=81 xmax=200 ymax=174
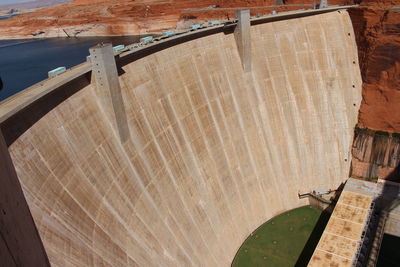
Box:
xmin=7 ymin=11 xmax=361 ymax=266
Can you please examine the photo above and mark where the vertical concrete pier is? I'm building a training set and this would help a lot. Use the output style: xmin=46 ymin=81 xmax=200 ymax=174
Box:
xmin=275 ymin=0 xmax=284 ymax=5
xmin=234 ymin=9 xmax=251 ymax=72
xmin=0 ymin=131 xmax=50 ymax=266
xmin=320 ymin=0 xmax=328 ymax=8
xmin=89 ymin=44 xmax=129 ymax=143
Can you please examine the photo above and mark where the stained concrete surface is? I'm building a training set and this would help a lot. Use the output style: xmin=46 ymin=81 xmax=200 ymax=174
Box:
xmin=3 ymin=10 xmax=361 ymax=266
xmin=0 ymin=132 xmax=50 ymax=267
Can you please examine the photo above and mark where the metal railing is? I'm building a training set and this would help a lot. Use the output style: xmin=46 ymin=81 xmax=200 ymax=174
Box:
xmin=351 ymin=201 xmax=376 ymax=266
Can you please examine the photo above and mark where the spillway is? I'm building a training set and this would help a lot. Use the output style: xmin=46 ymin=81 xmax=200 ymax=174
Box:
xmin=0 ymin=8 xmax=362 ymax=266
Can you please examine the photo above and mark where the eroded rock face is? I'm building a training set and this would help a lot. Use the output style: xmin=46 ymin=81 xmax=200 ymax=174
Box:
xmin=351 ymin=127 xmax=400 ymax=180
xmin=0 ymin=0 xmax=354 ymax=39
xmin=349 ymin=6 xmax=400 ymax=132
xmin=347 ymin=1 xmax=400 ymax=180
xmin=0 ymin=0 xmax=212 ymax=38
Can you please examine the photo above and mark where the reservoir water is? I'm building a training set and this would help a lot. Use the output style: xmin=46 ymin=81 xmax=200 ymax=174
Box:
xmin=0 ymin=36 xmax=143 ymax=101
xmin=0 ymin=14 xmax=17 ymax=20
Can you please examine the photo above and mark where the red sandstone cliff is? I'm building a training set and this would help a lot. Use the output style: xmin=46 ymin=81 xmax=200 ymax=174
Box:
xmin=349 ymin=5 xmax=400 ymax=132
xmin=347 ymin=1 xmax=400 ymax=181
xmin=0 ymin=0 xmax=209 ymax=38
xmin=0 ymin=0 xmax=354 ymax=39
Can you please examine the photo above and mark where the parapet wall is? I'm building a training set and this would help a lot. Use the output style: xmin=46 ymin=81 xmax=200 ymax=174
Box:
xmin=6 ymin=10 xmax=361 ymax=266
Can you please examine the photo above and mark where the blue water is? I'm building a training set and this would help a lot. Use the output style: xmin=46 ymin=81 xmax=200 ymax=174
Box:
xmin=0 ymin=14 xmax=17 ymax=20
xmin=0 ymin=36 xmax=142 ymax=101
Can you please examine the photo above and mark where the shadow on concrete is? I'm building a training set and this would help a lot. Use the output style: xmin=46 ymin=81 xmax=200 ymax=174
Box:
xmin=375 ymin=162 xmax=400 ymax=214
xmin=384 ymin=162 xmax=400 ymax=183
xmin=363 ymin=170 xmax=400 ymax=265
xmin=0 ymin=132 xmax=51 ymax=266
xmin=376 ymin=234 xmax=400 ymax=266
xmin=294 ymin=183 xmax=345 ymax=266
xmin=294 ymin=210 xmax=331 ymax=266
xmin=295 ymin=183 xmax=345 ymax=267
xmin=352 ymin=162 xmax=400 ymax=266
xmin=0 ymin=72 xmax=92 ymax=146
xmin=378 ymin=168 xmax=400 ymax=215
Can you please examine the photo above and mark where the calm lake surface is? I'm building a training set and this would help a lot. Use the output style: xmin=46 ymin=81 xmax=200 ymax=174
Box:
xmin=0 ymin=36 xmax=142 ymax=101
xmin=0 ymin=14 xmax=17 ymax=20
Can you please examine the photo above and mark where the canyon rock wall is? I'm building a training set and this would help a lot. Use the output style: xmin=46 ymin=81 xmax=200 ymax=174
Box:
xmin=0 ymin=0 xmax=354 ymax=39
xmin=7 ymin=11 xmax=361 ymax=266
xmin=347 ymin=1 xmax=400 ymax=180
xmin=350 ymin=5 xmax=400 ymax=132
xmin=351 ymin=127 xmax=400 ymax=180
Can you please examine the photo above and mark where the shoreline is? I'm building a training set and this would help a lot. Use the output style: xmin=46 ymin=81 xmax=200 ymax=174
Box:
xmin=0 ymin=33 xmax=158 ymax=42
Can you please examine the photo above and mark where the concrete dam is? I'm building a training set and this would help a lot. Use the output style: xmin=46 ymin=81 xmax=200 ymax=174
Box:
xmin=0 ymin=7 xmax=362 ymax=266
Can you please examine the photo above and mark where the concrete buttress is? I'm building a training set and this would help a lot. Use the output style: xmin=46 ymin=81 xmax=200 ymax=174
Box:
xmin=89 ymin=43 xmax=130 ymax=143
xmin=234 ymin=10 xmax=252 ymax=72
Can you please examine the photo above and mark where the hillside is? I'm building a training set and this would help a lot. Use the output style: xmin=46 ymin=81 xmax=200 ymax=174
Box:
xmin=0 ymin=0 xmax=70 ymax=9
xmin=0 ymin=0 xmax=350 ymax=39
xmin=0 ymin=0 xmax=70 ymax=18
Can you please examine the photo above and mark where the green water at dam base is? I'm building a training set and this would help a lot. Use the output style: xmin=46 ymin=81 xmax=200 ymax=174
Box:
xmin=232 ymin=205 xmax=329 ymax=267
